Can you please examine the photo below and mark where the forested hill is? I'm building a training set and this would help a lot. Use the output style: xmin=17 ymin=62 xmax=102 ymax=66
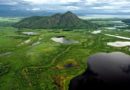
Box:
xmin=122 ymin=19 xmax=130 ymax=25
xmin=13 ymin=11 xmax=98 ymax=29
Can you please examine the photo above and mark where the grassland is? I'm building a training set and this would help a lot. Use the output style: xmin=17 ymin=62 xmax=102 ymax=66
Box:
xmin=0 ymin=17 xmax=21 ymax=27
xmin=0 ymin=18 xmax=130 ymax=90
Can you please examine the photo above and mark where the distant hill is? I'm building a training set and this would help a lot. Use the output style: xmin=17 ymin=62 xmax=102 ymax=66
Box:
xmin=122 ymin=19 xmax=130 ymax=29
xmin=13 ymin=11 xmax=98 ymax=29
xmin=122 ymin=19 xmax=130 ymax=25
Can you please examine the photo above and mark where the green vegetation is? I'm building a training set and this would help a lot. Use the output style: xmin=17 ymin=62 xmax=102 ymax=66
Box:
xmin=122 ymin=19 xmax=130 ymax=24
xmin=0 ymin=17 xmax=130 ymax=90
xmin=0 ymin=17 xmax=21 ymax=27
xmin=122 ymin=19 xmax=130 ymax=28
xmin=91 ymin=18 xmax=124 ymax=26
xmin=13 ymin=11 xmax=98 ymax=29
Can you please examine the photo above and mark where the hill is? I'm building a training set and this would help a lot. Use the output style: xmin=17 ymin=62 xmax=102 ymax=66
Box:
xmin=13 ymin=11 xmax=98 ymax=29
xmin=121 ymin=19 xmax=130 ymax=29
xmin=122 ymin=19 xmax=130 ymax=25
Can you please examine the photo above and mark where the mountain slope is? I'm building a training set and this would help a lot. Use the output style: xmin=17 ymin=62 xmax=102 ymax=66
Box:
xmin=13 ymin=11 xmax=98 ymax=29
xmin=122 ymin=19 xmax=130 ymax=25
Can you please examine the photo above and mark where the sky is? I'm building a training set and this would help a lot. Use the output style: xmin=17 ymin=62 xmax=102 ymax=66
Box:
xmin=0 ymin=0 xmax=130 ymax=18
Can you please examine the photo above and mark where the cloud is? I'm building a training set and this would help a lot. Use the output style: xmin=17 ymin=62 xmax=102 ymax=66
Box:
xmin=22 ymin=0 xmax=81 ymax=5
xmin=0 ymin=0 xmax=130 ymax=17
xmin=0 ymin=0 xmax=18 ymax=5
xmin=92 ymin=6 xmax=115 ymax=10
xmin=26 ymin=8 xmax=41 ymax=11
xmin=66 ymin=6 xmax=80 ymax=10
xmin=92 ymin=5 xmax=123 ymax=10
xmin=121 ymin=10 xmax=130 ymax=13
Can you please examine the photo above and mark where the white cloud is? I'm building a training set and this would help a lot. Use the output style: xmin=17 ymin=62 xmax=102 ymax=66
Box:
xmin=85 ymin=0 xmax=128 ymax=5
xmin=1 ymin=0 xmax=130 ymax=17
xmin=66 ymin=6 xmax=80 ymax=10
xmin=38 ymin=6 xmax=80 ymax=11
xmin=85 ymin=0 xmax=130 ymax=12
xmin=26 ymin=7 xmax=41 ymax=11
xmin=120 ymin=10 xmax=130 ymax=13
xmin=22 ymin=0 xmax=80 ymax=5
xmin=0 ymin=0 xmax=18 ymax=5
xmin=17 ymin=0 xmax=130 ymax=15
xmin=31 ymin=8 xmax=41 ymax=11
xmin=112 ymin=0 xmax=130 ymax=5
xmin=92 ymin=6 xmax=121 ymax=10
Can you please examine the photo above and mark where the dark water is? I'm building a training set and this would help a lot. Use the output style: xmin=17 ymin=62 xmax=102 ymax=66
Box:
xmin=88 ymin=52 xmax=130 ymax=82
xmin=64 ymin=64 xmax=74 ymax=68
xmin=69 ymin=52 xmax=130 ymax=90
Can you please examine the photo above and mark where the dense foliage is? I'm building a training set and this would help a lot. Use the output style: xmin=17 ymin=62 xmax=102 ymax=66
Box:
xmin=122 ymin=19 xmax=130 ymax=24
xmin=13 ymin=11 xmax=98 ymax=29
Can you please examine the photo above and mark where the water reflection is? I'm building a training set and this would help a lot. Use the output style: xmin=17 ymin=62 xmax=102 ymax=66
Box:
xmin=69 ymin=52 xmax=130 ymax=90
